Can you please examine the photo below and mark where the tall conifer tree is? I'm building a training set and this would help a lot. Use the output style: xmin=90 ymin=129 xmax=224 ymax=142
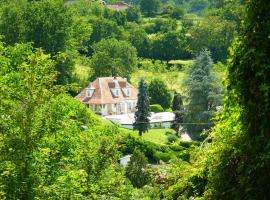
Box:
xmin=133 ymin=77 xmax=151 ymax=136
xmin=184 ymin=49 xmax=222 ymax=138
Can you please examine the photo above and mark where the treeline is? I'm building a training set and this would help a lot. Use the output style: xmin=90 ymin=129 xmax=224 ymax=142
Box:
xmin=0 ymin=0 xmax=243 ymax=89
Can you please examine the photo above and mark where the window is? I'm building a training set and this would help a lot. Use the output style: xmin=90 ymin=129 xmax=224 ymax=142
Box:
xmin=86 ymin=89 xmax=94 ymax=98
xmin=126 ymin=89 xmax=130 ymax=96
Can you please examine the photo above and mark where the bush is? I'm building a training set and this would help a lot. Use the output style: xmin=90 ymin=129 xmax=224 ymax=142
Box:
xmin=169 ymin=144 xmax=185 ymax=151
xmin=154 ymin=151 xmax=171 ymax=162
xmin=125 ymin=149 xmax=151 ymax=188
xmin=176 ymin=150 xmax=190 ymax=161
xmin=179 ymin=141 xmax=200 ymax=148
xmin=150 ymin=104 xmax=164 ymax=112
xmin=167 ymin=134 xmax=178 ymax=144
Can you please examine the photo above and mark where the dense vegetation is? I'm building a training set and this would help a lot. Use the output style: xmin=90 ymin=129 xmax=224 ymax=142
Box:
xmin=1 ymin=0 xmax=269 ymax=199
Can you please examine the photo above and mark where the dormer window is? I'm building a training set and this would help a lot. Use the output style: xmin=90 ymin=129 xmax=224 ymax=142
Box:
xmin=122 ymin=88 xmax=131 ymax=97
xmin=115 ymin=89 xmax=119 ymax=96
xmin=126 ymin=89 xmax=130 ymax=96
xmin=86 ymin=88 xmax=94 ymax=98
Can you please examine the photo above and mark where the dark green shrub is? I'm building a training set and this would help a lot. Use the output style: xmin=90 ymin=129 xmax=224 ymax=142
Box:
xmin=176 ymin=150 xmax=190 ymax=161
xmin=154 ymin=151 xmax=171 ymax=162
xmin=125 ymin=149 xmax=151 ymax=188
xmin=167 ymin=134 xmax=178 ymax=144
xmin=179 ymin=141 xmax=200 ymax=148
xmin=169 ymin=144 xmax=185 ymax=151
xmin=150 ymin=104 xmax=164 ymax=113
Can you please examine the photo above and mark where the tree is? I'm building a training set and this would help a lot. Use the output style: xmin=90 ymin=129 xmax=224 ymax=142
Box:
xmin=125 ymin=149 xmax=151 ymax=188
xmin=171 ymin=93 xmax=184 ymax=132
xmin=90 ymin=38 xmax=137 ymax=79
xmin=170 ymin=6 xmax=185 ymax=19
xmin=140 ymin=0 xmax=161 ymax=17
xmin=189 ymin=16 xmax=237 ymax=61
xmin=0 ymin=0 xmax=91 ymax=55
xmin=172 ymin=92 xmax=183 ymax=111
xmin=133 ymin=78 xmax=151 ymax=136
xmin=184 ymin=49 xmax=222 ymax=138
xmin=0 ymin=0 xmax=92 ymax=86
xmin=0 ymin=43 xmax=58 ymax=199
xmin=128 ymin=26 xmax=151 ymax=58
xmin=126 ymin=6 xmax=141 ymax=22
xmin=171 ymin=110 xmax=184 ymax=133
xmin=151 ymin=31 xmax=191 ymax=61
xmin=149 ymin=78 xmax=172 ymax=109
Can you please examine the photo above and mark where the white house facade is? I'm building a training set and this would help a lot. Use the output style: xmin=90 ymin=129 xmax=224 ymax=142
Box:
xmin=76 ymin=77 xmax=138 ymax=116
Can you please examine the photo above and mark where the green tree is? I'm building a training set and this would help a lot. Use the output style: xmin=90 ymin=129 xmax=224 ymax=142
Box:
xmin=128 ymin=26 xmax=151 ymax=58
xmin=184 ymin=49 xmax=222 ymax=138
xmin=126 ymin=6 xmax=141 ymax=22
xmin=151 ymin=31 xmax=191 ymax=61
xmin=171 ymin=110 xmax=184 ymax=133
xmin=0 ymin=43 xmax=58 ymax=199
xmin=189 ymin=16 xmax=237 ymax=61
xmin=133 ymin=78 xmax=151 ymax=136
xmin=90 ymin=38 xmax=138 ymax=79
xmin=149 ymin=78 xmax=172 ymax=109
xmin=125 ymin=149 xmax=151 ymax=188
xmin=0 ymin=0 xmax=92 ymax=86
xmin=172 ymin=92 xmax=183 ymax=111
xmin=0 ymin=0 xmax=91 ymax=55
xmin=140 ymin=0 xmax=161 ymax=17
xmin=171 ymin=93 xmax=184 ymax=132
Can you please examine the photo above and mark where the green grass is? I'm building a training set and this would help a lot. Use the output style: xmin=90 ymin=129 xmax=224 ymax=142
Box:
xmin=168 ymin=59 xmax=194 ymax=65
xmin=131 ymin=69 xmax=185 ymax=93
xmin=125 ymin=128 xmax=177 ymax=145
xmin=73 ymin=64 xmax=91 ymax=88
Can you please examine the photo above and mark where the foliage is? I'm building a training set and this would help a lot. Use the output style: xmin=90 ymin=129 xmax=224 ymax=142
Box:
xmin=166 ymin=133 xmax=178 ymax=144
xmin=144 ymin=18 xmax=178 ymax=34
xmin=149 ymin=78 xmax=172 ymax=109
xmin=0 ymin=0 xmax=91 ymax=55
xmin=140 ymin=0 xmax=161 ymax=17
xmin=172 ymin=92 xmax=183 ymax=111
xmin=119 ymin=130 xmax=195 ymax=164
xmin=0 ymin=42 xmax=147 ymax=199
xmin=133 ymin=78 xmax=151 ymax=136
xmin=88 ymin=17 xmax=123 ymax=52
xmin=125 ymin=149 xmax=151 ymax=188
xmin=165 ymin=1 xmax=270 ymax=199
xmin=151 ymin=30 xmax=191 ymax=61
xmin=90 ymin=38 xmax=138 ymax=79
xmin=206 ymin=0 xmax=245 ymax=31
xmin=0 ymin=0 xmax=92 ymax=86
xmin=126 ymin=6 xmax=141 ymax=22
xmin=127 ymin=25 xmax=151 ymax=58
xmin=184 ymin=49 xmax=223 ymax=138
xmin=189 ymin=16 xmax=237 ymax=61
xmin=150 ymin=104 xmax=164 ymax=113
xmin=131 ymin=60 xmax=184 ymax=92
xmin=171 ymin=110 xmax=185 ymax=133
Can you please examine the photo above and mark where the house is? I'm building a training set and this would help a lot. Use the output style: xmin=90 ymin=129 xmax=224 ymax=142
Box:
xmin=106 ymin=1 xmax=129 ymax=11
xmin=104 ymin=112 xmax=176 ymax=129
xmin=76 ymin=77 xmax=138 ymax=116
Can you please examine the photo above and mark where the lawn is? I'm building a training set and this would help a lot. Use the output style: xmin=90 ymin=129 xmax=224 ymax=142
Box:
xmin=131 ymin=68 xmax=185 ymax=93
xmin=125 ymin=128 xmax=178 ymax=145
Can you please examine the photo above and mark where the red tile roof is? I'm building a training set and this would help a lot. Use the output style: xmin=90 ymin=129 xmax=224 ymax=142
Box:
xmin=76 ymin=77 xmax=138 ymax=105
